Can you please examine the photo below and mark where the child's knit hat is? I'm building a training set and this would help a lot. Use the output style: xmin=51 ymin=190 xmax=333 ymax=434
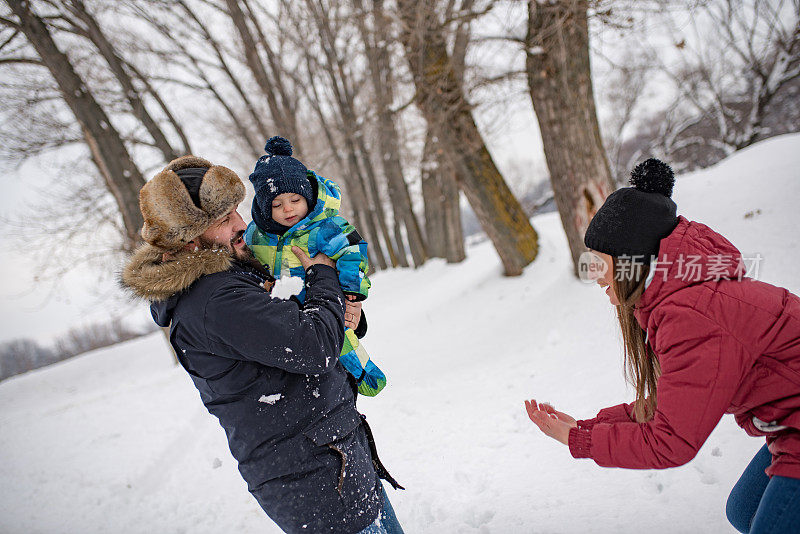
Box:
xmin=583 ymin=158 xmax=679 ymax=262
xmin=250 ymin=136 xmax=315 ymax=232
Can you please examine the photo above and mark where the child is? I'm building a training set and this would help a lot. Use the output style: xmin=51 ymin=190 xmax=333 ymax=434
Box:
xmin=525 ymin=158 xmax=800 ymax=533
xmin=245 ymin=136 xmax=386 ymax=396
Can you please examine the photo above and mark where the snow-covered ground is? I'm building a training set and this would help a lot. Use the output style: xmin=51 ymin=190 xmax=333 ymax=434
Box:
xmin=1 ymin=134 xmax=799 ymax=533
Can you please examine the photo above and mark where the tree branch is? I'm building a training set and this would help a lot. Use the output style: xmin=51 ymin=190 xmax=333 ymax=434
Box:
xmin=0 ymin=57 xmax=43 ymax=65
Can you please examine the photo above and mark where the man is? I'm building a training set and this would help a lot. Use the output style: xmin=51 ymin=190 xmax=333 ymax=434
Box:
xmin=122 ymin=156 xmax=402 ymax=533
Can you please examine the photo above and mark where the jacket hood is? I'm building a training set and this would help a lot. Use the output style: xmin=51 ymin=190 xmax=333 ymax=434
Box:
xmin=634 ymin=216 xmax=745 ymax=328
xmin=303 ymin=172 xmax=342 ymax=224
xmin=121 ymin=243 xmax=233 ymax=303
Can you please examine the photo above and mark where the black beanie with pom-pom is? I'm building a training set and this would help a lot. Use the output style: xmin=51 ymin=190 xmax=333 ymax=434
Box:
xmin=583 ymin=158 xmax=679 ymax=262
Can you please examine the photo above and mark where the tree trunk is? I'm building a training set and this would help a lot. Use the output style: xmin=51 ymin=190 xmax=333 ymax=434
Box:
xmin=66 ymin=0 xmax=179 ymax=162
xmin=526 ymin=0 xmax=615 ymax=276
xmin=421 ymin=129 xmax=465 ymax=262
xmin=299 ymin=52 xmax=389 ymax=270
xmin=240 ymin=0 xmax=300 ymax=141
xmin=125 ymin=60 xmax=192 ymax=155
xmin=175 ymin=0 xmax=270 ymax=144
xmin=223 ymin=0 xmax=302 ymax=152
xmin=397 ymin=0 xmax=538 ymax=276
xmin=356 ymin=0 xmax=428 ymax=268
xmin=392 ymin=219 xmax=409 ymax=268
xmin=304 ymin=0 xmax=399 ymax=268
xmin=354 ymin=135 xmax=399 ymax=268
xmin=421 ymin=130 xmax=445 ymax=258
xmin=10 ymin=0 xmax=144 ymax=250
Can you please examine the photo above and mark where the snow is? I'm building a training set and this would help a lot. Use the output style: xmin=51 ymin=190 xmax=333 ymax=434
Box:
xmin=270 ymin=275 xmax=304 ymax=300
xmin=258 ymin=394 xmax=282 ymax=405
xmin=1 ymin=134 xmax=799 ymax=533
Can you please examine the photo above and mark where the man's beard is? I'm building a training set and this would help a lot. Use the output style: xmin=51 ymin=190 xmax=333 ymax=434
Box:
xmin=196 ymin=232 xmax=271 ymax=279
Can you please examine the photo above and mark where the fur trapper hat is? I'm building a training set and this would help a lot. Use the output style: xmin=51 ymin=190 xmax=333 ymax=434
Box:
xmin=139 ymin=155 xmax=245 ymax=250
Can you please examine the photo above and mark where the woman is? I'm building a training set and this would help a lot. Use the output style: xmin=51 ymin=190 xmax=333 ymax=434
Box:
xmin=525 ymin=158 xmax=800 ymax=533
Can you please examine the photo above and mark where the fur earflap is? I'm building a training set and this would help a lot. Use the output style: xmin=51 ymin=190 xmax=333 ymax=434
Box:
xmin=138 ymin=155 xmax=245 ymax=250
xmin=121 ymin=243 xmax=233 ymax=302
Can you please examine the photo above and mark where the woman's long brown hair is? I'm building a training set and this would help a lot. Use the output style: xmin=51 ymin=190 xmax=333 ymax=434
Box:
xmin=611 ymin=257 xmax=660 ymax=422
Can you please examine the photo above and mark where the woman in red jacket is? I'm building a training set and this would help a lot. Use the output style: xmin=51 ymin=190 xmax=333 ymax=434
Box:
xmin=525 ymin=159 xmax=800 ymax=533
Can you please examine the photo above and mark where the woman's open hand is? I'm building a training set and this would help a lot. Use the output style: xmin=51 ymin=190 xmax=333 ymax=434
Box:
xmin=524 ymin=399 xmax=576 ymax=446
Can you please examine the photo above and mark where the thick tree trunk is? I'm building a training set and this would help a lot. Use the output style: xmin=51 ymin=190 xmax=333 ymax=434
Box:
xmin=10 ymin=0 xmax=144 ymax=250
xmin=526 ymin=0 xmax=615 ymax=276
xmin=67 ymin=0 xmax=178 ymax=162
xmin=397 ymin=0 xmax=538 ymax=276
xmin=421 ymin=132 xmax=445 ymax=258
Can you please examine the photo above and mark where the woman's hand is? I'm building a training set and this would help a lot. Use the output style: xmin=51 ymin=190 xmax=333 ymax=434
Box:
xmin=524 ymin=399 xmax=577 ymax=446
xmin=344 ymin=295 xmax=362 ymax=330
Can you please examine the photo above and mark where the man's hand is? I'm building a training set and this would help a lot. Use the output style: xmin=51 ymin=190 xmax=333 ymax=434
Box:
xmin=524 ymin=398 xmax=577 ymax=446
xmin=292 ymin=246 xmax=335 ymax=270
xmin=344 ymin=295 xmax=362 ymax=330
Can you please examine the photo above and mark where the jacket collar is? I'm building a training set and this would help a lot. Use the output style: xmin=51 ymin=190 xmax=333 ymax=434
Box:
xmin=121 ymin=243 xmax=233 ymax=302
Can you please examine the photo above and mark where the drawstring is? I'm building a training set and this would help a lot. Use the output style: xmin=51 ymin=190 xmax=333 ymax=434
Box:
xmin=360 ymin=414 xmax=404 ymax=490
xmin=328 ymin=444 xmax=347 ymax=495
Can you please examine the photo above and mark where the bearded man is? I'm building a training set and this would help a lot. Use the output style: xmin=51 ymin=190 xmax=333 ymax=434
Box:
xmin=122 ymin=156 xmax=402 ymax=534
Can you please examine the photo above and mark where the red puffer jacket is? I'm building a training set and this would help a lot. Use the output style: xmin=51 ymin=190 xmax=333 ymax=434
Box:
xmin=569 ymin=216 xmax=800 ymax=478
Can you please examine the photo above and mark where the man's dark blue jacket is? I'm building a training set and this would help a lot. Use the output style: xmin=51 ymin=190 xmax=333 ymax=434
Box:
xmin=122 ymin=244 xmax=382 ymax=533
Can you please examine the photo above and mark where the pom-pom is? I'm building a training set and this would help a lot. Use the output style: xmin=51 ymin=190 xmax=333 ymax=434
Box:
xmin=265 ymin=136 xmax=293 ymax=157
xmin=630 ymin=158 xmax=675 ymax=197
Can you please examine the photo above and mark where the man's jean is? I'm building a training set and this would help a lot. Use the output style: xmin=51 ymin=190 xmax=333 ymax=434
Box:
xmin=358 ymin=484 xmax=404 ymax=534
xmin=726 ymin=444 xmax=800 ymax=533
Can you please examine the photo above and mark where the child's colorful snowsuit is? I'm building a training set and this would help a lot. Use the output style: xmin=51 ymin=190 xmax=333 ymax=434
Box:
xmin=245 ymin=171 xmax=386 ymax=396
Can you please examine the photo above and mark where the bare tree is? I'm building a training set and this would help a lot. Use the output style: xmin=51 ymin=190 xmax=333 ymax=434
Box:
xmin=421 ymin=129 xmax=466 ymax=262
xmin=0 ymin=338 xmax=55 ymax=380
xmin=222 ymin=0 xmax=304 ymax=153
xmin=127 ymin=0 xmax=266 ymax=159
xmin=648 ymin=0 xmax=800 ymax=165
xmin=595 ymin=50 xmax=651 ymax=184
xmin=0 ymin=317 xmax=155 ymax=381
xmin=355 ymin=0 xmax=429 ymax=268
xmin=526 ymin=0 xmax=616 ymax=277
xmin=3 ymin=0 xmax=145 ymax=250
xmin=418 ymin=0 xmax=470 ymax=263
xmin=279 ymin=0 xmax=402 ymax=270
xmin=57 ymin=0 xmax=184 ymax=162
xmin=396 ymin=0 xmax=539 ymax=276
